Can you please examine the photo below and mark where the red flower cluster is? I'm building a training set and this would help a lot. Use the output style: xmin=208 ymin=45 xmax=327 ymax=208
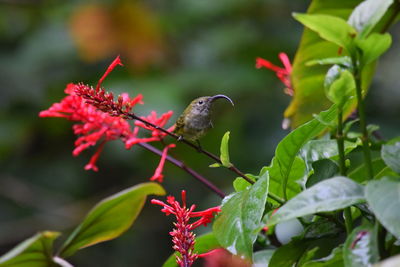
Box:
xmin=256 ymin=52 xmax=293 ymax=96
xmin=151 ymin=190 xmax=221 ymax=267
xmin=39 ymin=56 xmax=175 ymax=179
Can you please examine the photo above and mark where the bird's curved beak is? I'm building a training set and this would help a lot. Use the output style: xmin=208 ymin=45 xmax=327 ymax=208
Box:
xmin=210 ymin=94 xmax=234 ymax=106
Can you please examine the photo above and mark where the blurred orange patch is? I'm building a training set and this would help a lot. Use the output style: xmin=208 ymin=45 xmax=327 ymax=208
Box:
xmin=69 ymin=1 xmax=164 ymax=71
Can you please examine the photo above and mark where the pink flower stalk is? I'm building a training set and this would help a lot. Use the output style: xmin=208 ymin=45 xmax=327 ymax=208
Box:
xmin=40 ymin=56 xmax=175 ymax=176
xmin=151 ymin=191 xmax=221 ymax=267
xmin=150 ymin=143 xmax=176 ymax=182
xmin=256 ymin=52 xmax=293 ymax=96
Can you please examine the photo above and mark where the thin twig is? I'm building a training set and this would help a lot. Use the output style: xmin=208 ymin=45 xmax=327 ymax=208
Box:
xmin=138 ymin=142 xmax=226 ymax=198
xmin=127 ymin=113 xmax=256 ymax=184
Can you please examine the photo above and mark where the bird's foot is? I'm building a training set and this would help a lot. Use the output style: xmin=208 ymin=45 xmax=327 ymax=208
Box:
xmin=196 ymin=140 xmax=203 ymax=152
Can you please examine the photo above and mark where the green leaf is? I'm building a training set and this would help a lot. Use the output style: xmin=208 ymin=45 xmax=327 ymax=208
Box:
xmin=213 ymin=171 xmax=269 ymax=259
xmin=269 ymin=237 xmax=343 ymax=267
xmin=302 ymin=247 xmax=344 ymax=267
xmin=286 ymin=0 xmax=376 ymax=128
xmin=306 ymin=159 xmax=339 ymax=188
xmin=348 ymin=158 xmax=387 ymax=182
xmin=303 ymin=219 xmax=342 ymax=239
xmin=233 ymin=175 xmax=255 ymax=192
xmin=0 ymin=231 xmax=60 ymax=267
xmin=365 ymin=177 xmax=400 ymax=239
xmin=357 ymin=33 xmax=392 ymax=66
xmin=343 ymin=224 xmax=379 ymax=267
xmin=253 ymin=250 xmax=274 ymax=267
xmin=300 ymin=139 xmax=358 ymax=174
xmin=306 ymin=56 xmax=352 ymax=67
xmin=271 ymin=105 xmax=337 ymax=199
xmin=209 ymin=163 xmax=221 ymax=168
xmin=293 ymin=13 xmax=357 ymax=52
xmin=325 ymin=69 xmax=356 ymax=108
xmin=348 ymin=0 xmax=394 ymax=38
xmin=265 ymin=177 xmax=365 ymax=227
xmin=269 ymin=240 xmax=309 ymax=267
xmin=219 ymin=131 xmax=233 ymax=168
xmin=60 ymin=182 xmax=165 ymax=258
xmin=381 ymin=141 xmax=400 ymax=174
xmin=267 ymin=156 xmax=304 ymax=200
xmin=162 ymin=233 xmax=221 ymax=267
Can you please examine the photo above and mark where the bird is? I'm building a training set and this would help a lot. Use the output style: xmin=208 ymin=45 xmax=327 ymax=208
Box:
xmin=173 ymin=95 xmax=234 ymax=142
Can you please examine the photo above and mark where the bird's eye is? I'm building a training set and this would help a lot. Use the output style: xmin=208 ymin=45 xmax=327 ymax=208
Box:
xmin=198 ymin=100 xmax=204 ymax=105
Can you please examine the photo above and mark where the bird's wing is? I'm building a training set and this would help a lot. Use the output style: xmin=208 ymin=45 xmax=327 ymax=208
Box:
xmin=173 ymin=114 xmax=185 ymax=134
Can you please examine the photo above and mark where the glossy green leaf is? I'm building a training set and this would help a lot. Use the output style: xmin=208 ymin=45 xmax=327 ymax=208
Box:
xmin=213 ymin=171 xmax=269 ymax=259
xmin=302 ymin=247 xmax=344 ymax=267
xmin=253 ymin=250 xmax=274 ymax=267
xmin=220 ymin=131 xmax=232 ymax=168
xmin=269 ymin=240 xmax=309 ymax=267
xmin=365 ymin=177 xmax=400 ymax=239
xmin=325 ymin=69 xmax=356 ymax=107
xmin=269 ymin=237 xmax=342 ymax=267
xmin=381 ymin=141 xmax=400 ymax=174
xmin=306 ymin=56 xmax=351 ymax=67
xmin=233 ymin=174 xmax=256 ymax=192
xmin=0 ymin=231 xmax=60 ymax=267
xmin=303 ymin=219 xmax=342 ymax=239
xmin=267 ymin=156 xmax=304 ymax=200
xmin=209 ymin=163 xmax=221 ymax=168
xmin=343 ymin=224 xmax=379 ymax=267
xmin=271 ymin=105 xmax=337 ymax=199
xmin=60 ymin=182 xmax=165 ymax=258
xmin=162 ymin=233 xmax=221 ymax=267
xmin=348 ymin=0 xmax=394 ymax=38
xmin=300 ymin=139 xmax=358 ymax=174
xmin=306 ymin=159 xmax=339 ymax=188
xmin=286 ymin=0 xmax=376 ymax=128
xmin=293 ymin=13 xmax=356 ymax=52
xmin=348 ymin=158 xmax=387 ymax=182
xmin=265 ymin=177 xmax=365 ymax=226
xmin=357 ymin=33 xmax=392 ymax=66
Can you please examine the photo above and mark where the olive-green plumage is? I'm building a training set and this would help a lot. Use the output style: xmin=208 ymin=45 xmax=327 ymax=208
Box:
xmin=173 ymin=95 xmax=234 ymax=141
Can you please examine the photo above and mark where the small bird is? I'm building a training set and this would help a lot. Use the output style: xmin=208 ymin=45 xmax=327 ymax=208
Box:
xmin=173 ymin=95 xmax=234 ymax=141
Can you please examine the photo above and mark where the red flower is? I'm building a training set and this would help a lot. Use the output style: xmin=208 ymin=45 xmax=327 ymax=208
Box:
xmin=40 ymin=56 xmax=175 ymax=175
xmin=201 ymin=248 xmax=251 ymax=267
xmin=256 ymin=52 xmax=293 ymax=96
xmin=150 ymin=143 xmax=176 ymax=182
xmin=151 ymin=191 xmax=221 ymax=267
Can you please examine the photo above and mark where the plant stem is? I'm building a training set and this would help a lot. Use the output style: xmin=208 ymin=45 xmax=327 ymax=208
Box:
xmin=353 ymin=64 xmax=374 ymax=180
xmin=337 ymin=110 xmax=346 ymax=175
xmin=377 ymin=220 xmax=389 ymax=259
xmin=380 ymin=0 xmax=400 ymax=33
xmin=344 ymin=208 xmax=353 ymax=235
xmin=127 ymin=113 xmax=256 ymax=185
xmin=138 ymin=142 xmax=226 ymax=198
xmin=337 ymin=109 xmax=353 ymax=234
xmin=268 ymin=192 xmax=285 ymax=204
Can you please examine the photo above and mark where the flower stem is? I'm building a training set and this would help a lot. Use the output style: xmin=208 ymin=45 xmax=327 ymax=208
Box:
xmin=353 ymin=65 xmax=374 ymax=180
xmin=138 ymin=142 xmax=226 ymax=198
xmin=337 ymin=109 xmax=353 ymax=234
xmin=127 ymin=113 xmax=255 ymax=183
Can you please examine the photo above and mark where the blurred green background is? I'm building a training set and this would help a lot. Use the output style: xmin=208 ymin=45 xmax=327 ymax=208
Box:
xmin=0 ymin=0 xmax=399 ymax=266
